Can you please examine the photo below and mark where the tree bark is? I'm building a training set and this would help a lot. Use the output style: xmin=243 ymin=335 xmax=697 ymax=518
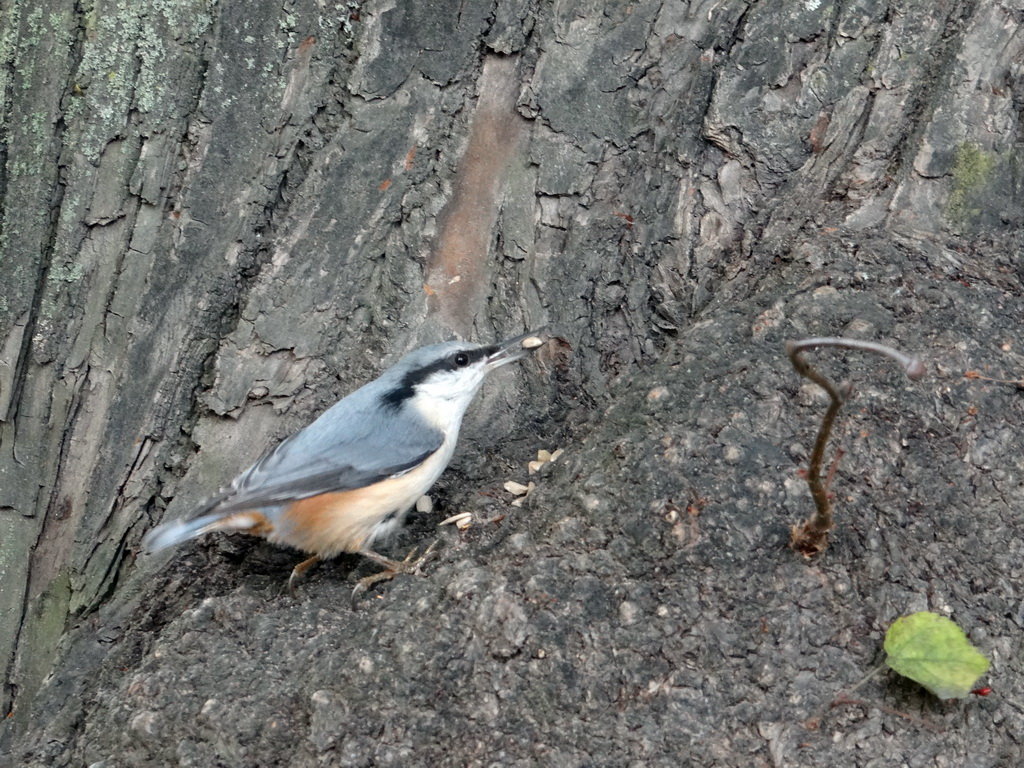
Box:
xmin=2 ymin=0 xmax=1022 ymax=764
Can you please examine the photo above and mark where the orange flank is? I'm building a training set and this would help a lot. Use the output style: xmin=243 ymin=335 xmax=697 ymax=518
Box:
xmin=281 ymin=490 xmax=370 ymax=555
xmin=277 ymin=447 xmax=449 ymax=558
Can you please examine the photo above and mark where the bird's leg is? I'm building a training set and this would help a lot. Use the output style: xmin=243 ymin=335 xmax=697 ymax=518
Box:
xmin=288 ymin=554 xmax=322 ymax=595
xmin=350 ymin=540 xmax=439 ymax=606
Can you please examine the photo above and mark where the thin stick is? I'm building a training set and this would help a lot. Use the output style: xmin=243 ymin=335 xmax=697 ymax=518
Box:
xmin=823 ymin=446 xmax=845 ymax=492
xmin=786 ymin=338 xmax=925 ymax=555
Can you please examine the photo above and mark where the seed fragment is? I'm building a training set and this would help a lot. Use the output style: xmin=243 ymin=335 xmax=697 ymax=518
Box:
xmin=504 ymin=480 xmax=531 ymax=496
xmin=511 ymin=482 xmax=536 ymax=507
xmin=439 ymin=512 xmax=473 ymax=529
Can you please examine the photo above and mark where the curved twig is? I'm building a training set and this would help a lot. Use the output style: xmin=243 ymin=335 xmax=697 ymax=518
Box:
xmin=786 ymin=337 xmax=925 ymax=556
xmin=787 ymin=338 xmax=926 ymax=381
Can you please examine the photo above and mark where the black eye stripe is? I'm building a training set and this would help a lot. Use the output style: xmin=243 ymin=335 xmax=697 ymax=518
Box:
xmin=382 ymin=347 xmax=493 ymax=409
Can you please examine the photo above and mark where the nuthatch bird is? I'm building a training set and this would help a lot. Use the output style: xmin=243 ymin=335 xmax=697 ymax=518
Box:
xmin=142 ymin=331 xmax=544 ymax=598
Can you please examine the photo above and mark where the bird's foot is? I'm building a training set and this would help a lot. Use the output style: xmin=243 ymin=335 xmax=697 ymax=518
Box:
xmin=287 ymin=554 xmax=322 ymax=595
xmin=351 ymin=540 xmax=439 ymax=607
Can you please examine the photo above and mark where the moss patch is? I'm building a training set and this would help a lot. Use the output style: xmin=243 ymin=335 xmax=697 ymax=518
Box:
xmin=945 ymin=142 xmax=996 ymax=228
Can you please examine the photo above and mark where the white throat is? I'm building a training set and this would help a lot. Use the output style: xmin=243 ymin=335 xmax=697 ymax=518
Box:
xmin=407 ymin=387 xmax=478 ymax=435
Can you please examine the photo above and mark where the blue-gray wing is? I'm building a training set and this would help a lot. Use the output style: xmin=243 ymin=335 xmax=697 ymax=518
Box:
xmin=208 ymin=403 xmax=444 ymax=515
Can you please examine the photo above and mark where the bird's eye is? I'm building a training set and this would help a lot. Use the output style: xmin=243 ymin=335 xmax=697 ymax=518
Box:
xmin=454 ymin=352 xmax=470 ymax=367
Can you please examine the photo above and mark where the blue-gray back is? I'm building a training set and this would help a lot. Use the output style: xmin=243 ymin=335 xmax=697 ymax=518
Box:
xmin=210 ymin=344 xmax=470 ymax=513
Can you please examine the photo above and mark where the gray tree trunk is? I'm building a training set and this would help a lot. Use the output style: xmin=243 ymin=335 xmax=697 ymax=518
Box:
xmin=2 ymin=0 xmax=1022 ymax=764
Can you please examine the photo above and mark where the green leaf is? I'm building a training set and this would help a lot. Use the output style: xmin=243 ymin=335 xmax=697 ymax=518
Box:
xmin=884 ymin=611 xmax=990 ymax=699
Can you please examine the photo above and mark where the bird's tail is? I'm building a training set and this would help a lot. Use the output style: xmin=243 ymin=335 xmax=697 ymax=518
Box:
xmin=141 ymin=500 xmax=268 ymax=554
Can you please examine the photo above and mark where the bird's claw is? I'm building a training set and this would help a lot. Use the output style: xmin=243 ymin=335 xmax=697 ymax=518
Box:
xmin=350 ymin=540 xmax=439 ymax=607
xmin=286 ymin=554 xmax=322 ymax=596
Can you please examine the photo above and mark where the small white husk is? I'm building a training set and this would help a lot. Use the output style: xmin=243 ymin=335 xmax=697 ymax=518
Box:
xmin=528 ymin=447 xmax=564 ymax=474
xmin=504 ymin=480 xmax=531 ymax=496
xmin=439 ymin=511 xmax=473 ymax=530
xmin=510 ymin=481 xmax=536 ymax=507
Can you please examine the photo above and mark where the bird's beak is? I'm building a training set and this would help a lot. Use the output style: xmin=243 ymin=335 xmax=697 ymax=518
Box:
xmin=485 ymin=330 xmax=546 ymax=370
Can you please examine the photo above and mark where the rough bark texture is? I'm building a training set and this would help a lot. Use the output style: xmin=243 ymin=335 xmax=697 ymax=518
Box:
xmin=2 ymin=0 xmax=1023 ymax=765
